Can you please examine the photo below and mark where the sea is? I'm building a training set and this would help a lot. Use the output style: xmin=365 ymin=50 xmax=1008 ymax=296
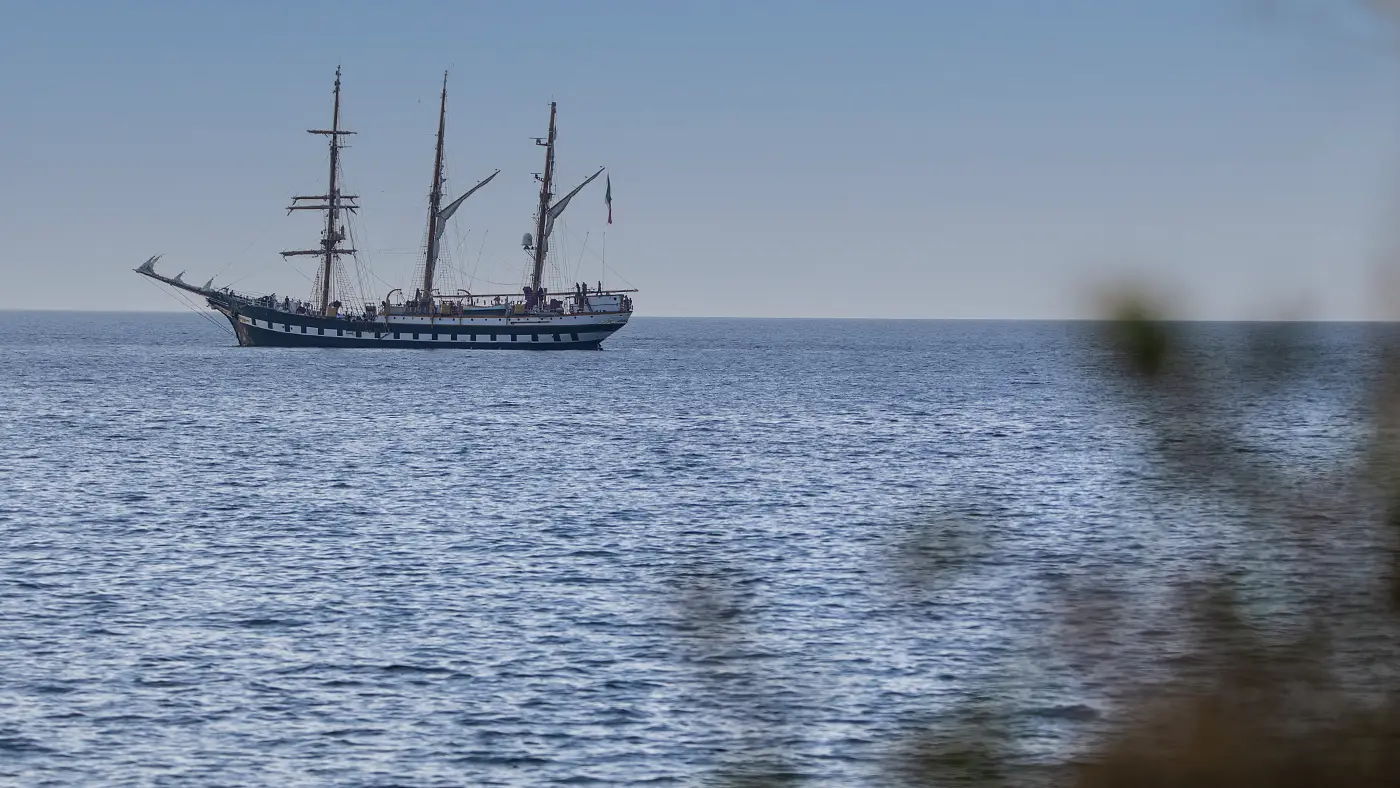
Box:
xmin=0 ymin=312 xmax=1393 ymax=786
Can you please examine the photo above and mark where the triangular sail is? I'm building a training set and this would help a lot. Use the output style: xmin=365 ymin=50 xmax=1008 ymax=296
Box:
xmin=527 ymin=103 xmax=612 ymax=297
xmin=419 ymin=71 xmax=498 ymax=305
xmin=541 ymin=167 xmax=605 ymax=248
xmin=432 ymin=170 xmax=500 ymax=247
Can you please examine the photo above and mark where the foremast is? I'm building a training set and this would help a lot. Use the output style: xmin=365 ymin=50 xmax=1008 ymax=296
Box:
xmin=282 ymin=67 xmax=359 ymax=316
xmin=418 ymin=72 xmax=499 ymax=309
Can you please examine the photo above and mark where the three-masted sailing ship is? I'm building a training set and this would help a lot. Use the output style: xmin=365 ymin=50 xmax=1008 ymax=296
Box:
xmin=136 ymin=69 xmax=634 ymax=349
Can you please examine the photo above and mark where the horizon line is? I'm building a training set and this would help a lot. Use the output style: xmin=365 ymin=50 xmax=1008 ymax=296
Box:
xmin=2 ymin=308 xmax=1397 ymax=324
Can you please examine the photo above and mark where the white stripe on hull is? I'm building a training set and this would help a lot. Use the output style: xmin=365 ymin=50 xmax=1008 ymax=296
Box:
xmin=230 ymin=312 xmax=624 ymax=348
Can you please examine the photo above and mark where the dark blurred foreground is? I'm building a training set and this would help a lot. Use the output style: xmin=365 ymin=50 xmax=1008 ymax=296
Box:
xmin=1058 ymin=306 xmax=1400 ymax=788
xmin=685 ymin=304 xmax=1400 ymax=786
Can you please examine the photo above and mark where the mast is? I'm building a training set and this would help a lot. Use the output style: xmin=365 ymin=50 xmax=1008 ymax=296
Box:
xmin=527 ymin=103 xmax=602 ymax=303
xmin=530 ymin=101 xmax=557 ymax=295
xmin=321 ymin=69 xmax=343 ymax=313
xmin=421 ymin=72 xmax=449 ymax=303
xmin=282 ymin=67 xmax=359 ymax=315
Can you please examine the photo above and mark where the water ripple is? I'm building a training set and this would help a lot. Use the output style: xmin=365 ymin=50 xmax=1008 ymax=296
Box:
xmin=0 ymin=313 xmax=1385 ymax=785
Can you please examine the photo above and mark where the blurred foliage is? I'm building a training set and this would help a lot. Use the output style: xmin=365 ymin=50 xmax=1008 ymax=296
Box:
xmin=671 ymin=10 xmax=1400 ymax=775
xmin=1057 ymin=297 xmax=1400 ymax=787
xmin=676 ymin=293 xmax=1400 ymax=785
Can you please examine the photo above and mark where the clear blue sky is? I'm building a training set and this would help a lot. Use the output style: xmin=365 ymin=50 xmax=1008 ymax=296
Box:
xmin=3 ymin=0 xmax=1400 ymax=318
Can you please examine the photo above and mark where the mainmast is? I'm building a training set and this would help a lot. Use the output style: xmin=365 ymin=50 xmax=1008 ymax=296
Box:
xmin=414 ymin=73 xmax=500 ymax=312
xmin=530 ymin=102 xmax=557 ymax=295
xmin=421 ymin=72 xmax=449 ymax=302
xmin=282 ymin=67 xmax=359 ymax=315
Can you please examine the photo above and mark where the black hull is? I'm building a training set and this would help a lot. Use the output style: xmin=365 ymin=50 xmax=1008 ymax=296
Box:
xmin=216 ymin=299 xmax=624 ymax=350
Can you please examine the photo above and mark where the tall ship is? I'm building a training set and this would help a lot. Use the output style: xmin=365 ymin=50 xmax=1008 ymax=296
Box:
xmin=136 ymin=69 xmax=634 ymax=349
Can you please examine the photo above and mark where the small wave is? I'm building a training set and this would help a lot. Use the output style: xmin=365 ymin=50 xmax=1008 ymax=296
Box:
xmin=448 ymin=754 xmax=552 ymax=767
xmin=321 ymin=727 xmax=385 ymax=737
xmin=379 ymin=664 xmax=452 ymax=675
xmin=1026 ymin=704 xmax=1099 ymax=721
xmin=0 ymin=732 xmax=54 ymax=755
xmin=133 ymin=678 xmax=193 ymax=688
xmin=553 ymin=543 xmax=621 ymax=557
xmin=237 ymin=618 xmax=304 ymax=628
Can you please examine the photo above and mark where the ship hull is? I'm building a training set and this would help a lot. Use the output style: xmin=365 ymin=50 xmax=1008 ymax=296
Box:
xmin=216 ymin=301 xmax=628 ymax=350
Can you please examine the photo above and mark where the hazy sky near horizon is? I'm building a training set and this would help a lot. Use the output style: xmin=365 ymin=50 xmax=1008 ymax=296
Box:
xmin=4 ymin=0 xmax=1400 ymax=318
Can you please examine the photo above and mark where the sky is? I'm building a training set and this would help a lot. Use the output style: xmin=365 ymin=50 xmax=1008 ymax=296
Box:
xmin=4 ymin=0 xmax=1400 ymax=319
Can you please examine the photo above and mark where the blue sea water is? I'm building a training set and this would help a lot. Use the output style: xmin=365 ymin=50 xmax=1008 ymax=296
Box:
xmin=0 ymin=312 xmax=1391 ymax=786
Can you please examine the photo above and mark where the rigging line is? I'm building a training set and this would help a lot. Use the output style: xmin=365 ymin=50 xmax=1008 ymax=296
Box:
xmin=469 ymin=230 xmax=489 ymax=292
xmin=208 ymin=258 xmax=238 ymax=283
xmin=204 ymin=231 xmax=265 ymax=288
xmin=279 ymin=257 xmax=318 ymax=286
xmin=573 ymin=235 xmax=613 ymax=265
xmin=559 ymin=221 xmax=618 ymax=283
xmin=602 ymin=260 xmax=636 ymax=290
xmin=451 ymin=226 xmax=473 ymax=257
xmin=440 ymin=250 xmax=477 ymax=291
xmin=340 ymin=174 xmax=377 ymax=306
xmin=475 ymin=247 xmax=523 ymax=275
xmin=473 ymin=273 xmax=530 ymax=288
xmin=360 ymin=264 xmax=397 ymax=294
xmin=175 ymin=291 xmax=232 ymax=338
xmin=208 ymin=236 xmax=257 ymax=283
xmin=342 ymin=215 xmax=398 ymax=296
xmin=572 ymin=232 xmax=590 ymax=284
xmin=343 ymin=216 xmax=371 ymax=307
xmin=225 ymin=255 xmax=292 ymax=289
xmin=140 ymin=278 xmax=234 ymax=339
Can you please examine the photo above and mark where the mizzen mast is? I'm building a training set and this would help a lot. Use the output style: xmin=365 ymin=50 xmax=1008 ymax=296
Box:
xmin=282 ymin=66 xmax=359 ymax=315
xmin=530 ymin=102 xmax=557 ymax=295
xmin=527 ymin=103 xmax=604 ymax=304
